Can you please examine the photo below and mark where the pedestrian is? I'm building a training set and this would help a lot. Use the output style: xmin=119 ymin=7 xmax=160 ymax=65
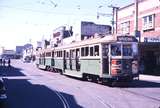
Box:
xmin=0 ymin=58 xmax=2 ymax=66
xmin=2 ymin=58 xmax=5 ymax=66
xmin=8 ymin=58 xmax=11 ymax=67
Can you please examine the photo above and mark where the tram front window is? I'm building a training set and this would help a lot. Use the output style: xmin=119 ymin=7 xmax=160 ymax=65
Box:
xmin=123 ymin=44 xmax=132 ymax=56
xmin=111 ymin=44 xmax=121 ymax=56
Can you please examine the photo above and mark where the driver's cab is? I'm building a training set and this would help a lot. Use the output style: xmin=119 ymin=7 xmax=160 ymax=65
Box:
xmin=109 ymin=42 xmax=138 ymax=76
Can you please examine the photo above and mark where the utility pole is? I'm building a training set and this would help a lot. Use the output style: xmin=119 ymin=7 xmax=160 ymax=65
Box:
xmin=108 ymin=5 xmax=119 ymax=35
xmin=134 ymin=0 xmax=140 ymax=42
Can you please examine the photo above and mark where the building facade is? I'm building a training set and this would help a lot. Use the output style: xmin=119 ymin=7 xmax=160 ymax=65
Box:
xmin=80 ymin=21 xmax=111 ymax=40
xmin=117 ymin=0 xmax=160 ymax=42
xmin=116 ymin=0 xmax=160 ymax=75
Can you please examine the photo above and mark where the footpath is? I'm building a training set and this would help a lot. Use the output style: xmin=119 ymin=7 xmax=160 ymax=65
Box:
xmin=140 ymin=74 xmax=160 ymax=82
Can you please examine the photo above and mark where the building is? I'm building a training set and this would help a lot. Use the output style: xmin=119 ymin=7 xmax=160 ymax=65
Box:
xmin=50 ymin=21 xmax=111 ymax=47
xmin=50 ymin=26 xmax=73 ymax=47
xmin=22 ymin=44 xmax=35 ymax=62
xmin=115 ymin=0 xmax=160 ymax=75
xmin=80 ymin=21 xmax=111 ymax=40
xmin=1 ymin=50 xmax=15 ymax=59
xmin=16 ymin=46 xmax=24 ymax=59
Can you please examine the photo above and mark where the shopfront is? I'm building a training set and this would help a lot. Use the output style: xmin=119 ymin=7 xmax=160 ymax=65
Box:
xmin=139 ymin=42 xmax=160 ymax=75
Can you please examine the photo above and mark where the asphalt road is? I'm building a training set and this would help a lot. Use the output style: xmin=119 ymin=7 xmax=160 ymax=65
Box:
xmin=0 ymin=60 xmax=160 ymax=108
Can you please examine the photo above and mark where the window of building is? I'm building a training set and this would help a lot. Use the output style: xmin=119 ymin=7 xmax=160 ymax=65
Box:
xmin=143 ymin=14 xmax=155 ymax=31
xmin=120 ymin=21 xmax=130 ymax=34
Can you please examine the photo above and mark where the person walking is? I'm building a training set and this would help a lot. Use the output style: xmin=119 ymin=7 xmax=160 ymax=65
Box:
xmin=2 ymin=58 xmax=5 ymax=66
xmin=0 ymin=58 xmax=2 ymax=66
xmin=8 ymin=58 xmax=11 ymax=67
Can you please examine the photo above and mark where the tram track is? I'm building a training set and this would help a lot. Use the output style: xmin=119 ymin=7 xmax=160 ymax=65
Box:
xmin=54 ymin=89 xmax=70 ymax=108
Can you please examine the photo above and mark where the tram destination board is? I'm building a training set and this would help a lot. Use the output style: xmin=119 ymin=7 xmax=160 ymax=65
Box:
xmin=117 ymin=36 xmax=138 ymax=42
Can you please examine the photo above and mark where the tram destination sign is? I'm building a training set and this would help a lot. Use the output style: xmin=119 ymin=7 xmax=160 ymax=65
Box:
xmin=117 ymin=36 xmax=138 ymax=42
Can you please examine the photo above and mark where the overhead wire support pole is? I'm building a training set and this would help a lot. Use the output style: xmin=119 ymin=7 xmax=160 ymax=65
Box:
xmin=108 ymin=5 xmax=119 ymax=35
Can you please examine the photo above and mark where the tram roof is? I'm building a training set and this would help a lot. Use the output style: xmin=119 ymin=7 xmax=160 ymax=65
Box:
xmin=55 ymin=35 xmax=116 ymax=50
xmin=39 ymin=35 xmax=137 ymax=52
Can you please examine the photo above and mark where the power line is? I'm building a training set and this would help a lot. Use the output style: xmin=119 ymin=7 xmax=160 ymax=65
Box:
xmin=0 ymin=4 xmax=97 ymax=17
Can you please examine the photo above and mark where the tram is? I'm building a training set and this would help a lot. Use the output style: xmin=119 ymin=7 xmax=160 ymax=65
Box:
xmin=36 ymin=35 xmax=139 ymax=83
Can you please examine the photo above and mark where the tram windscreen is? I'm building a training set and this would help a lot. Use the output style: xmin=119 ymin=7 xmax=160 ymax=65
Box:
xmin=122 ymin=44 xmax=132 ymax=56
xmin=111 ymin=44 xmax=121 ymax=56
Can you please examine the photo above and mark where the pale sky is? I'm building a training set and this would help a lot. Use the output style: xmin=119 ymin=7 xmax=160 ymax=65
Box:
xmin=0 ymin=0 xmax=133 ymax=50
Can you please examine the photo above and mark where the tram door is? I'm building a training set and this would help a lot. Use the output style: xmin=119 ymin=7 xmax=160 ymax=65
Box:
xmin=63 ymin=50 xmax=67 ymax=71
xmin=76 ymin=49 xmax=80 ymax=71
xmin=69 ymin=50 xmax=72 ymax=70
xmin=102 ymin=44 xmax=109 ymax=74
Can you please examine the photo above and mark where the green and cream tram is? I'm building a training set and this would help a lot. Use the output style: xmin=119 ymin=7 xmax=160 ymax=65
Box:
xmin=36 ymin=35 xmax=139 ymax=83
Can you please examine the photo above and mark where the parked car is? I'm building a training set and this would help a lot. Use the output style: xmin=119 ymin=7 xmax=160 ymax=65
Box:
xmin=0 ymin=77 xmax=7 ymax=103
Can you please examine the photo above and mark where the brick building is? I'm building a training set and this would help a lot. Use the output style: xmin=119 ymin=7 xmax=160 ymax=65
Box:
xmin=115 ymin=0 xmax=160 ymax=75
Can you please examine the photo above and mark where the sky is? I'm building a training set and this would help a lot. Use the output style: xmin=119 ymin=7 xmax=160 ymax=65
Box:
xmin=0 ymin=0 xmax=133 ymax=50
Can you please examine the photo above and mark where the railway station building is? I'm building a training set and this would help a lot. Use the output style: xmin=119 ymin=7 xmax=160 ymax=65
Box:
xmin=115 ymin=0 xmax=160 ymax=75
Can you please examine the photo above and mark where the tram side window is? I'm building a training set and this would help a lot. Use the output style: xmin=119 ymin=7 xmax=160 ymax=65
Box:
xmin=52 ymin=51 xmax=54 ymax=57
xmin=111 ymin=44 xmax=121 ymax=56
xmin=85 ymin=47 xmax=89 ymax=56
xmin=81 ymin=48 xmax=85 ymax=57
xmin=55 ymin=51 xmax=57 ymax=57
xmin=46 ymin=52 xmax=51 ymax=57
xmin=66 ymin=52 xmax=69 ymax=58
xmin=94 ymin=45 xmax=99 ymax=56
xmin=102 ymin=45 xmax=108 ymax=56
xmin=90 ymin=47 xmax=94 ymax=56
xmin=71 ymin=50 xmax=76 ymax=58
xmin=60 ymin=51 xmax=62 ymax=57
xmin=42 ymin=53 xmax=45 ymax=57
xmin=123 ymin=45 xmax=132 ymax=56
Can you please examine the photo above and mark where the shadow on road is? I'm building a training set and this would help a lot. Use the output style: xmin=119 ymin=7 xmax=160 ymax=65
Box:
xmin=0 ymin=65 xmax=83 ymax=108
xmin=0 ymin=66 xmax=25 ymax=77
xmin=2 ymin=79 xmax=83 ymax=108
xmin=113 ymin=80 xmax=160 ymax=88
